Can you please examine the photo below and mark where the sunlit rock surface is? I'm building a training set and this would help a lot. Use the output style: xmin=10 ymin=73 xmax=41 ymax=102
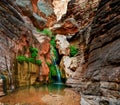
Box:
xmin=55 ymin=35 xmax=70 ymax=55
xmin=53 ymin=0 xmax=70 ymax=21
xmin=52 ymin=18 xmax=79 ymax=35
xmin=60 ymin=56 xmax=78 ymax=78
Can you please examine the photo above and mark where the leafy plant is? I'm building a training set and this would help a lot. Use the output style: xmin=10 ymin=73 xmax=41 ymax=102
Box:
xmin=49 ymin=65 xmax=57 ymax=76
xmin=17 ymin=56 xmax=26 ymax=63
xmin=50 ymin=36 xmax=56 ymax=47
xmin=31 ymin=52 xmax=38 ymax=58
xmin=70 ymin=45 xmax=78 ymax=57
xmin=29 ymin=46 xmax=38 ymax=53
xmin=16 ymin=47 xmax=42 ymax=66
xmin=36 ymin=60 xmax=42 ymax=66
xmin=37 ymin=28 xmax=52 ymax=37
xmin=29 ymin=46 xmax=38 ymax=58
xmin=26 ymin=57 xmax=35 ymax=63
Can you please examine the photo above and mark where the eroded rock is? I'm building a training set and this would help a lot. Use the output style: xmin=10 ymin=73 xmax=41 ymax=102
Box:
xmin=60 ymin=56 xmax=78 ymax=78
xmin=52 ymin=18 xmax=79 ymax=35
xmin=55 ymin=35 xmax=70 ymax=55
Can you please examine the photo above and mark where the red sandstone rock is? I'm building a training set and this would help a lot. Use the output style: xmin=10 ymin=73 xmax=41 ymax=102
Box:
xmin=39 ymin=38 xmax=51 ymax=82
xmin=52 ymin=18 xmax=79 ymax=35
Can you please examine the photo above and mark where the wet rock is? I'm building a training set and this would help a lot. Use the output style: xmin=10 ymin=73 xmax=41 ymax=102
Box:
xmin=17 ymin=62 xmax=39 ymax=86
xmin=41 ymin=88 xmax=80 ymax=105
xmin=55 ymin=35 xmax=70 ymax=55
xmin=0 ymin=79 xmax=5 ymax=96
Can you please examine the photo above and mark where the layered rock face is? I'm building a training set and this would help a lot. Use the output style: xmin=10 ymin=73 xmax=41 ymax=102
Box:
xmin=0 ymin=0 xmax=32 ymax=71
xmin=61 ymin=0 xmax=100 ymax=29
xmin=67 ymin=0 xmax=120 ymax=104
xmin=16 ymin=0 xmax=56 ymax=29
xmin=0 ymin=0 xmax=52 ymax=89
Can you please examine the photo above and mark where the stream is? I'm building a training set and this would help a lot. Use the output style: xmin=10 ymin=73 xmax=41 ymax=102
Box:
xmin=0 ymin=84 xmax=80 ymax=105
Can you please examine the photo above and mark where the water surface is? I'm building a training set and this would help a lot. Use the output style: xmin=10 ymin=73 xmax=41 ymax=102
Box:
xmin=0 ymin=84 xmax=80 ymax=105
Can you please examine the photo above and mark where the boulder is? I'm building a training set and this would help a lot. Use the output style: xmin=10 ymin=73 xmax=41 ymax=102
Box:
xmin=60 ymin=56 xmax=78 ymax=78
xmin=55 ymin=35 xmax=70 ymax=55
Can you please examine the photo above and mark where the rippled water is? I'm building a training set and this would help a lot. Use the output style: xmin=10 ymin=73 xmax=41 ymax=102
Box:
xmin=0 ymin=84 xmax=80 ymax=105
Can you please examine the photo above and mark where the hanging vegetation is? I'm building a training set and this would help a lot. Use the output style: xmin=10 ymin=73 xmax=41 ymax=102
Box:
xmin=35 ymin=60 xmax=42 ymax=66
xmin=16 ymin=47 xmax=42 ymax=66
xmin=16 ymin=55 xmax=26 ymax=64
xmin=50 ymin=36 xmax=56 ymax=47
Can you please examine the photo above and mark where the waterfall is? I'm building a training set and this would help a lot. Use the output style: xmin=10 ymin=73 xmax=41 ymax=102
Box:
xmin=52 ymin=57 xmax=62 ymax=83
xmin=50 ymin=45 xmax=62 ymax=83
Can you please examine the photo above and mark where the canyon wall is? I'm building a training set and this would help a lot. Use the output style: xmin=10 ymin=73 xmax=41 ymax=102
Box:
xmin=67 ymin=0 xmax=120 ymax=104
xmin=0 ymin=0 xmax=52 ymax=90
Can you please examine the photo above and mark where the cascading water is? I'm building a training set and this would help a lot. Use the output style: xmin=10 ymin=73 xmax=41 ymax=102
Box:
xmin=50 ymin=44 xmax=62 ymax=83
xmin=52 ymin=57 xmax=62 ymax=83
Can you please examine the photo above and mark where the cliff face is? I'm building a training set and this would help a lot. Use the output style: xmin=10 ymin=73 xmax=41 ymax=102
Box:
xmin=67 ymin=0 xmax=120 ymax=104
xmin=0 ymin=0 xmax=52 ymax=89
xmin=52 ymin=0 xmax=100 ymax=35
xmin=0 ymin=0 xmax=120 ymax=104
xmin=61 ymin=0 xmax=100 ymax=29
xmin=0 ymin=0 xmax=33 ymax=71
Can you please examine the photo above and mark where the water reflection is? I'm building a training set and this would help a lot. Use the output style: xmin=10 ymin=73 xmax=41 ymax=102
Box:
xmin=0 ymin=84 xmax=80 ymax=105
xmin=0 ymin=83 xmax=66 ymax=105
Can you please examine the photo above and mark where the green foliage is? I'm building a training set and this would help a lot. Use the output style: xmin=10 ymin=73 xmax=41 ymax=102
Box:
xmin=31 ymin=52 xmax=38 ymax=58
xmin=17 ymin=56 xmax=26 ymax=63
xmin=16 ymin=47 xmax=42 ymax=66
xmin=26 ymin=58 xmax=35 ymax=63
xmin=70 ymin=45 xmax=78 ymax=57
xmin=49 ymin=65 xmax=57 ymax=76
xmin=36 ymin=60 xmax=42 ymax=66
xmin=50 ymin=36 xmax=56 ymax=47
xmin=29 ymin=46 xmax=38 ymax=53
xmin=29 ymin=46 xmax=38 ymax=58
xmin=37 ymin=28 xmax=52 ymax=37
xmin=36 ymin=28 xmax=41 ymax=33
xmin=46 ymin=61 xmax=51 ymax=66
